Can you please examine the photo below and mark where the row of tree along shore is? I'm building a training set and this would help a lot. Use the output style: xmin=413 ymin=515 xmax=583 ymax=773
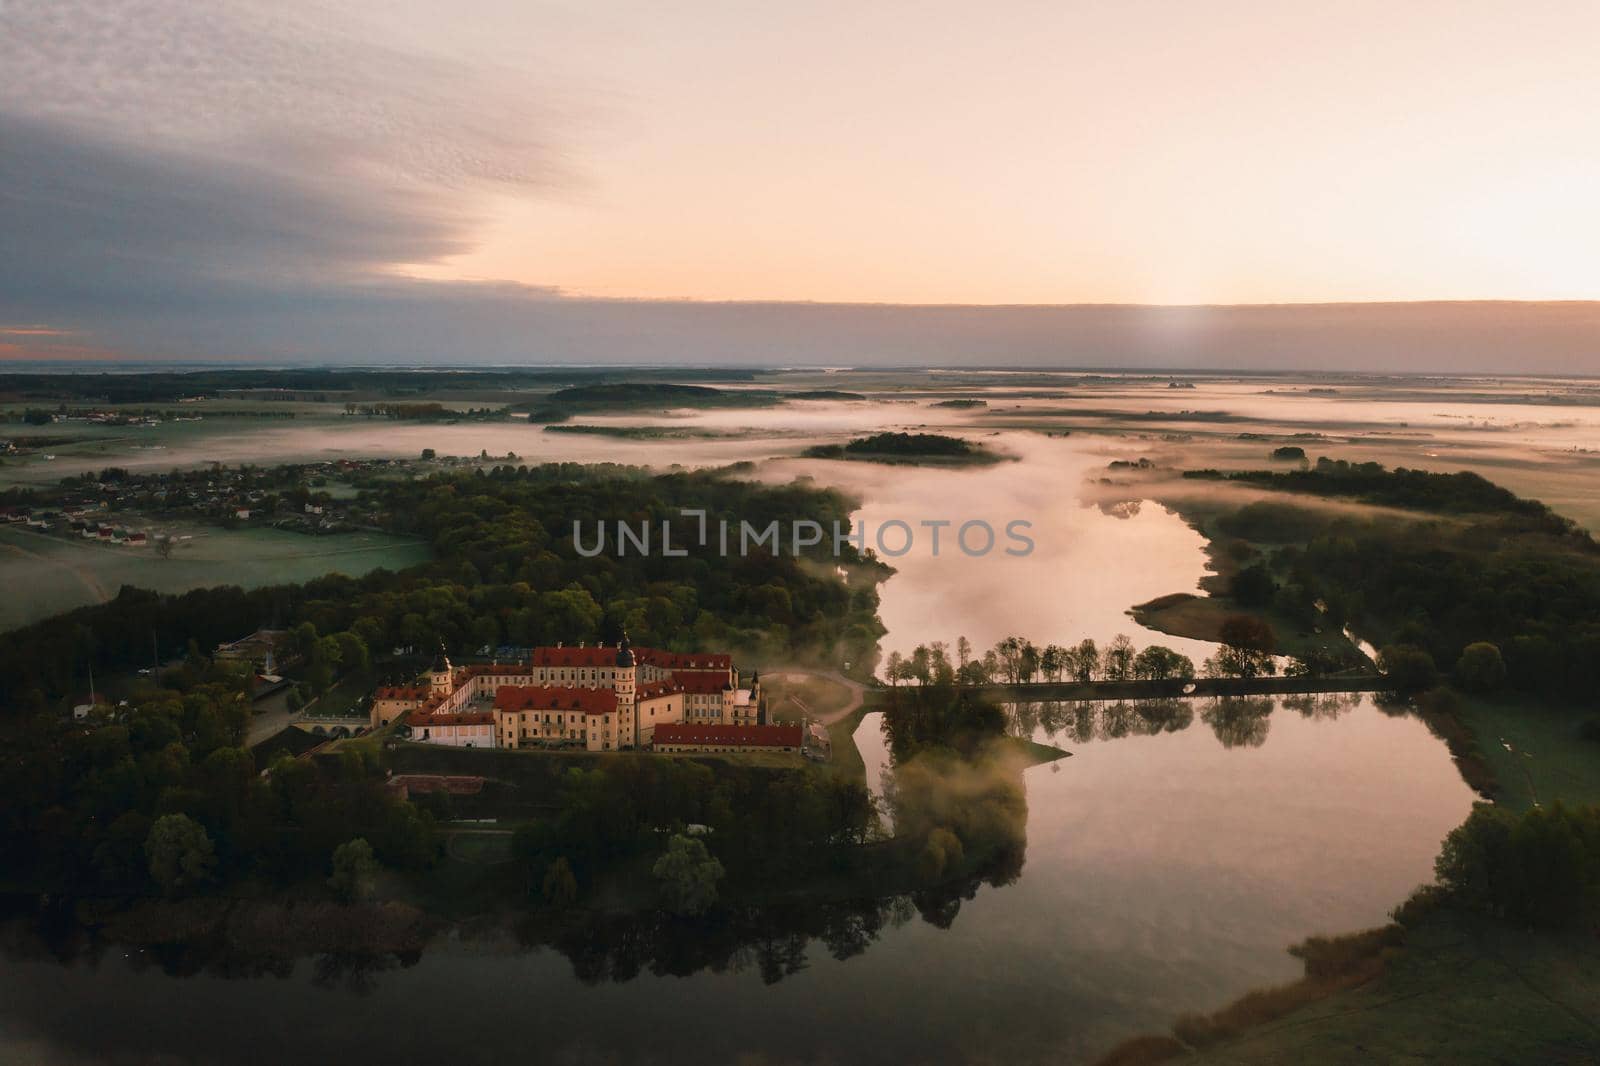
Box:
xmin=864 ymin=673 xmax=1388 ymax=705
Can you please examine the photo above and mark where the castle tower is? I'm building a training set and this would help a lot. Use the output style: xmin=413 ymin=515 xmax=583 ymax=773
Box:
xmin=614 ymin=632 xmax=636 ymax=704
xmin=427 ymin=647 xmax=453 ymax=696
xmin=614 ymin=632 xmax=637 ymax=744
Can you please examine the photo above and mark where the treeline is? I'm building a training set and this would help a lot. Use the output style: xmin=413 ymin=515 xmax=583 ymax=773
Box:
xmin=0 ymin=463 xmax=889 ymax=712
xmin=0 ymin=368 xmax=764 ymax=405
xmin=885 ymin=634 xmax=1201 ymax=687
xmin=0 ymin=661 xmax=436 ymax=899
xmin=805 ymin=432 xmax=977 ymax=460
xmin=522 ymin=382 xmax=782 ymax=422
xmin=1178 ymin=460 xmax=1600 ymax=701
xmin=1417 ymin=801 xmax=1600 ymax=933
xmin=1186 ymin=456 xmax=1579 ymax=535
xmin=344 ymin=402 xmax=507 ymax=420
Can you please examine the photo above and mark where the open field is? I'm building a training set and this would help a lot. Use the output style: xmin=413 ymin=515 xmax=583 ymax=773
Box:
xmin=0 ymin=524 xmax=429 ymax=631
xmin=1453 ymin=697 xmax=1600 ymax=812
xmin=1178 ymin=911 xmax=1600 ymax=1066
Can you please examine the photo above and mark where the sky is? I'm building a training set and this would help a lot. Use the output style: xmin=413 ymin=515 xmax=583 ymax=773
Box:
xmin=3 ymin=0 xmax=1599 ymax=368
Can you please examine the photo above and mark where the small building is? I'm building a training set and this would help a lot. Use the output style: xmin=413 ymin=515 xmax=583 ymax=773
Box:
xmin=651 ymin=723 xmax=803 ymax=754
xmin=411 ymin=710 xmax=495 ymax=748
xmin=385 ymin=774 xmax=486 ymax=801
xmin=370 ymin=685 xmax=429 ymax=728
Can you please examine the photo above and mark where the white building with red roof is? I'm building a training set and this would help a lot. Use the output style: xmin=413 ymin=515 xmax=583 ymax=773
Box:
xmin=379 ymin=636 xmax=766 ymax=753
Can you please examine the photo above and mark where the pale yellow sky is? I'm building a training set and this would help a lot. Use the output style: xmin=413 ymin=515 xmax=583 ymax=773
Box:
xmin=377 ymin=1 xmax=1600 ymax=304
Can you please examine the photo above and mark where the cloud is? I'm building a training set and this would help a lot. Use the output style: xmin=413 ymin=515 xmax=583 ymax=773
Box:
xmin=1 ymin=0 xmax=574 ymax=189
xmin=2 ymin=2 xmax=1599 ymax=371
xmin=0 ymin=0 xmax=578 ymax=342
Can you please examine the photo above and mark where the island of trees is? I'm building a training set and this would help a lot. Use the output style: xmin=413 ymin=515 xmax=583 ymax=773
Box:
xmin=802 ymin=432 xmax=1003 ymax=465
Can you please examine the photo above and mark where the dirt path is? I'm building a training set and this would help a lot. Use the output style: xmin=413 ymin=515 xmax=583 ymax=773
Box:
xmin=765 ymin=669 xmax=869 ymax=724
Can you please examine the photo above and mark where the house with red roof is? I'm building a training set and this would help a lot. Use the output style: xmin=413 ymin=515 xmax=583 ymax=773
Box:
xmin=652 ymin=723 xmax=802 ymax=754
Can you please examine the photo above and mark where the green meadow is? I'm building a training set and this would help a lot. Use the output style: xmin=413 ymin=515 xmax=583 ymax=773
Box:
xmin=0 ymin=524 xmax=429 ymax=632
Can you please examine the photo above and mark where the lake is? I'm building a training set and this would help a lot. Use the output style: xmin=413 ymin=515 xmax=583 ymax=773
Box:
xmin=0 ymin=379 xmax=1498 ymax=1063
xmin=0 ymin=693 xmax=1473 ymax=1065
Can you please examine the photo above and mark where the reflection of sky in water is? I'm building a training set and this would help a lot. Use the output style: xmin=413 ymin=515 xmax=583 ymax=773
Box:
xmin=846 ymin=693 xmax=1473 ymax=1061
xmin=766 ymin=433 xmax=1219 ymax=666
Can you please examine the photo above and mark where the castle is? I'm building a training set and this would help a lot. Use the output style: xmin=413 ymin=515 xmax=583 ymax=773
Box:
xmin=370 ymin=637 xmax=799 ymax=753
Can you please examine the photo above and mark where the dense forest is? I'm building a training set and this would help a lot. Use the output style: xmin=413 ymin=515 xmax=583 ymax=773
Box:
xmin=1186 ymin=456 xmax=1574 ymax=530
xmin=803 ymin=432 xmax=988 ymax=461
xmin=0 ymin=464 xmax=889 ymax=713
xmin=1186 ymin=459 xmax=1600 ymax=701
xmin=0 ymin=658 xmax=439 ymax=900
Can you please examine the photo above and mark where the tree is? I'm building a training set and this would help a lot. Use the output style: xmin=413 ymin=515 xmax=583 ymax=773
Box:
xmin=885 ymin=650 xmax=905 ymax=687
xmin=1436 ymin=802 xmax=1600 ymax=929
xmin=1039 ymin=644 xmax=1064 ymax=682
xmin=1209 ymin=614 xmax=1278 ymax=678
xmin=1101 ymin=634 xmax=1136 ymax=681
xmin=328 ymin=837 xmax=380 ymax=902
xmin=145 ymin=813 xmax=215 ymax=894
xmin=542 ymin=856 xmax=578 ymax=907
xmin=1455 ymin=642 xmax=1506 ymax=693
xmin=652 ymin=834 xmax=725 ymax=915
xmin=1068 ymin=639 xmax=1098 ymax=682
xmin=334 ymin=631 xmax=371 ymax=674
xmin=1133 ymin=646 xmax=1195 ymax=681
xmin=1232 ymin=563 xmax=1277 ymax=607
xmin=1378 ymin=643 xmax=1438 ymax=694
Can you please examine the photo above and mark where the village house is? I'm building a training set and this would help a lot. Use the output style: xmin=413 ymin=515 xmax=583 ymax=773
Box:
xmin=377 ymin=637 xmax=770 ymax=754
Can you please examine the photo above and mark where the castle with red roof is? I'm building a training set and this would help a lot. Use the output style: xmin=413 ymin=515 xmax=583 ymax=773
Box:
xmin=369 ymin=635 xmax=778 ymax=753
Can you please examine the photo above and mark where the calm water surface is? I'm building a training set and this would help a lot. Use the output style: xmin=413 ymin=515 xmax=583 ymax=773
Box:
xmin=0 ymin=694 xmax=1473 ymax=1066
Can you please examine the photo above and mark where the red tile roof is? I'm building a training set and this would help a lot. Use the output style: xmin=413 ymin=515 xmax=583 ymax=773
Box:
xmin=652 ymin=724 xmax=801 ymax=748
xmin=670 ymin=671 xmax=733 ymax=695
xmin=375 ymin=686 xmax=429 ymax=701
xmin=528 ymin=645 xmax=622 ymax=668
xmin=494 ymin=685 xmax=617 ymax=716
xmin=637 ymin=680 xmax=685 ymax=700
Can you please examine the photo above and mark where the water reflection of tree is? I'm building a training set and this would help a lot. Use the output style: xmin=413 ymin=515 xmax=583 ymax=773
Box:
xmin=1012 ymin=696 xmax=1283 ymax=748
xmin=1007 ymin=698 xmax=1194 ymax=744
xmin=525 ymin=857 xmax=1017 ymax=986
xmin=1282 ymin=693 xmax=1350 ymax=721
xmin=1200 ymin=697 xmax=1274 ymax=749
